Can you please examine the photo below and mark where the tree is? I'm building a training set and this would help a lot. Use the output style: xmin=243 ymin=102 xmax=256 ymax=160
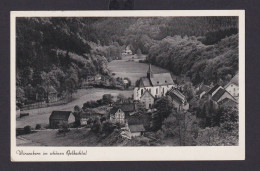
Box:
xmin=116 ymin=93 xmax=127 ymax=103
xmin=102 ymin=94 xmax=113 ymax=105
xmin=154 ymin=96 xmax=174 ymax=119
xmin=73 ymin=105 xmax=82 ymax=127
xmin=102 ymin=120 xmax=116 ymax=134
xmin=91 ymin=117 xmax=102 ymax=133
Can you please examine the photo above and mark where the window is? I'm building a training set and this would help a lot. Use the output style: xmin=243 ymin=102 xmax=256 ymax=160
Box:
xmin=141 ymin=89 xmax=144 ymax=95
xmin=156 ymin=88 xmax=158 ymax=94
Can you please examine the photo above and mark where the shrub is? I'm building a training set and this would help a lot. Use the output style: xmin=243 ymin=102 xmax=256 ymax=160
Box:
xmin=35 ymin=124 xmax=41 ymax=130
xmin=58 ymin=122 xmax=70 ymax=133
xmin=91 ymin=117 xmax=102 ymax=133
xmin=102 ymin=120 xmax=116 ymax=134
xmin=24 ymin=125 xmax=31 ymax=134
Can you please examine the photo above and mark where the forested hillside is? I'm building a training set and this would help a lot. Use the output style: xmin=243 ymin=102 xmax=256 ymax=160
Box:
xmin=16 ymin=17 xmax=238 ymax=103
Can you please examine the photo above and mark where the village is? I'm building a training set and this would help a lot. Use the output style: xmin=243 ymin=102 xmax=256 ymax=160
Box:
xmin=16 ymin=45 xmax=239 ymax=146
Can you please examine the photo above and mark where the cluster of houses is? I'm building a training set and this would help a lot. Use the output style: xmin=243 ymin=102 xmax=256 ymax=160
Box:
xmin=48 ymin=64 xmax=239 ymax=139
xmin=193 ymin=73 xmax=239 ymax=110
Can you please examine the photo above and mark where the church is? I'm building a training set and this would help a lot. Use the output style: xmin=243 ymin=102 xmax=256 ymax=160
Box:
xmin=134 ymin=64 xmax=177 ymax=100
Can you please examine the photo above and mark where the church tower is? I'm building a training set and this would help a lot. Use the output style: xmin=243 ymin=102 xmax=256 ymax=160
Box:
xmin=147 ymin=64 xmax=153 ymax=79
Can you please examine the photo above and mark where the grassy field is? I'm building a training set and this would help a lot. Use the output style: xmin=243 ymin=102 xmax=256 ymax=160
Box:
xmin=17 ymin=88 xmax=132 ymax=128
xmin=108 ymin=54 xmax=169 ymax=84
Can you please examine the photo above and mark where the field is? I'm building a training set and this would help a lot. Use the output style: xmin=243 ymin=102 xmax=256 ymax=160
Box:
xmin=17 ymin=128 xmax=180 ymax=146
xmin=108 ymin=54 xmax=169 ymax=84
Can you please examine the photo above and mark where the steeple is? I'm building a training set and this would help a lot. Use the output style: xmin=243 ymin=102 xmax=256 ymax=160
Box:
xmin=147 ymin=64 xmax=153 ymax=79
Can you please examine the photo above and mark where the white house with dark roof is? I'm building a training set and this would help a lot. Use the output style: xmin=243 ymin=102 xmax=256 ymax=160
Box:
xmin=134 ymin=64 xmax=177 ymax=100
xmin=225 ymin=73 xmax=239 ymax=100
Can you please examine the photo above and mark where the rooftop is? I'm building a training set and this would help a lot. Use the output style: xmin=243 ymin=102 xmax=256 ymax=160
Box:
xmin=211 ymin=88 xmax=226 ymax=102
xmin=129 ymin=124 xmax=145 ymax=133
xmin=49 ymin=111 xmax=71 ymax=120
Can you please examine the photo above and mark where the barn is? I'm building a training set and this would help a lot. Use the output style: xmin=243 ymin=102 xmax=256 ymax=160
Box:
xmin=49 ymin=111 xmax=71 ymax=129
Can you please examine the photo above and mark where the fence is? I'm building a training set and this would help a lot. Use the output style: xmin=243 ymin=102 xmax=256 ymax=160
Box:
xmin=21 ymin=97 xmax=73 ymax=110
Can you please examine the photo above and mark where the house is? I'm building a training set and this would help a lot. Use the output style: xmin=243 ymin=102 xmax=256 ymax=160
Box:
xmin=196 ymin=84 xmax=211 ymax=99
xmin=110 ymin=107 xmax=125 ymax=124
xmin=205 ymin=84 xmax=223 ymax=99
xmin=167 ymin=88 xmax=189 ymax=111
xmin=95 ymin=74 xmax=102 ymax=81
xmin=127 ymin=123 xmax=145 ymax=137
xmin=140 ymin=90 xmax=155 ymax=109
xmin=134 ymin=64 xmax=177 ymax=100
xmin=224 ymin=73 xmax=239 ymax=100
xmin=49 ymin=111 xmax=71 ymax=129
xmin=210 ymin=88 xmax=237 ymax=109
xmin=117 ymin=103 xmax=138 ymax=117
xmin=218 ymin=98 xmax=238 ymax=108
xmin=46 ymin=86 xmax=58 ymax=103
xmin=124 ymin=45 xmax=132 ymax=55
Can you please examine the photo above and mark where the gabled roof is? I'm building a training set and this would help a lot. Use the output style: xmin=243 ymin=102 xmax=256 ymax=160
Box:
xmin=230 ymin=73 xmax=238 ymax=85
xmin=118 ymin=103 xmax=136 ymax=113
xmin=49 ymin=111 xmax=71 ymax=120
xmin=129 ymin=124 xmax=145 ymax=133
xmin=46 ymin=86 xmax=57 ymax=94
xmin=207 ymin=84 xmax=221 ymax=95
xmin=211 ymin=88 xmax=226 ymax=102
xmin=225 ymin=73 xmax=239 ymax=88
xmin=167 ymin=88 xmax=186 ymax=101
xmin=150 ymin=73 xmax=174 ymax=86
xmin=169 ymin=92 xmax=183 ymax=104
xmin=110 ymin=107 xmax=121 ymax=115
xmin=140 ymin=89 xmax=155 ymax=99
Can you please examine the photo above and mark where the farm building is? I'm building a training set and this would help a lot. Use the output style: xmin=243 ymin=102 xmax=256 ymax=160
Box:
xmin=46 ymin=86 xmax=58 ymax=103
xmin=210 ymin=88 xmax=237 ymax=109
xmin=127 ymin=124 xmax=145 ymax=137
xmin=49 ymin=111 xmax=71 ymax=129
xmin=167 ymin=88 xmax=189 ymax=111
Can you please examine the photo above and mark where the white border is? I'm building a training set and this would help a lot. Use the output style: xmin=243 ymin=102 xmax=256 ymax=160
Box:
xmin=10 ymin=10 xmax=245 ymax=161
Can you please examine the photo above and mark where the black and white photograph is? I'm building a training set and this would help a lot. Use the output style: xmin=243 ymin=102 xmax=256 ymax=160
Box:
xmin=11 ymin=10 xmax=245 ymax=161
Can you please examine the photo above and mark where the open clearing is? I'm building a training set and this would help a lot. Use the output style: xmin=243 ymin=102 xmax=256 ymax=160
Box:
xmin=108 ymin=54 xmax=169 ymax=84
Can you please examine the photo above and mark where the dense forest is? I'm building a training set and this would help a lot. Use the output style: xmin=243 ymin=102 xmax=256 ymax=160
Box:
xmin=16 ymin=17 xmax=238 ymax=104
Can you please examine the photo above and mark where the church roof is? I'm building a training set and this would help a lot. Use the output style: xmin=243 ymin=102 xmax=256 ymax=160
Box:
xmin=136 ymin=64 xmax=174 ymax=87
xmin=150 ymin=73 xmax=174 ymax=86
